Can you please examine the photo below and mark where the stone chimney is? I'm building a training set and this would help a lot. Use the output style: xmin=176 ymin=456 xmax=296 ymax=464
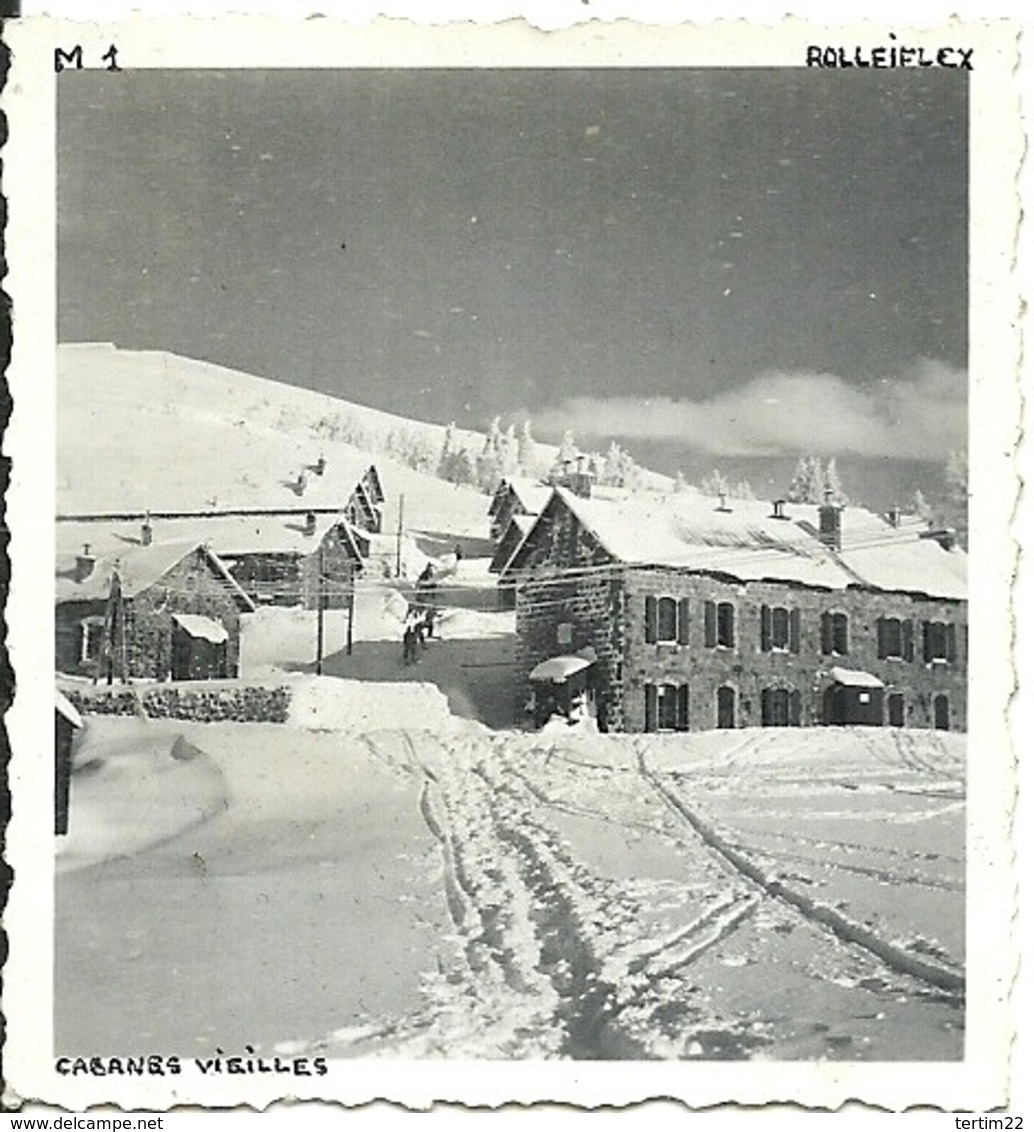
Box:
xmin=141 ymin=514 xmax=153 ymax=546
xmin=887 ymin=505 xmax=901 ymax=529
xmin=304 ymin=511 xmax=317 ymax=537
xmin=818 ymin=494 xmax=842 ymax=550
xmin=771 ymin=499 xmax=788 ymax=520
xmin=74 ymin=544 xmax=95 ymax=582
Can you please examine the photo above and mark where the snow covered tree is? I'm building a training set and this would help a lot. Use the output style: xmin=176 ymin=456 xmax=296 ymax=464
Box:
xmin=517 ymin=419 xmax=536 ymax=473
xmin=730 ymin=478 xmax=756 ymax=501
xmin=700 ymin=469 xmax=730 ymax=499
xmin=672 ymin=469 xmax=689 ymax=494
xmin=437 ymin=423 xmax=456 ymax=480
xmin=787 ymin=455 xmax=826 ymax=504
xmin=500 ymin=423 xmax=520 ymax=479
xmin=823 ymin=458 xmax=848 ymax=505
xmin=910 ymin=488 xmax=933 ymax=523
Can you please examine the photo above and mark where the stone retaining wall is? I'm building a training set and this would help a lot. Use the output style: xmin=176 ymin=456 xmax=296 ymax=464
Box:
xmin=62 ymin=683 xmax=292 ymax=724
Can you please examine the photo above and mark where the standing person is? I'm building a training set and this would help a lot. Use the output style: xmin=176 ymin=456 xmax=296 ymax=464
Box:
xmin=402 ymin=622 xmax=417 ymax=666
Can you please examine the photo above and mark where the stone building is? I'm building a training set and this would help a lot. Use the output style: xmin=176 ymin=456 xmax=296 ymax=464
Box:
xmin=508 ymin=487 xmax=967 ymax=733
xmin=55 ymin=539 xmax=255 ymax=682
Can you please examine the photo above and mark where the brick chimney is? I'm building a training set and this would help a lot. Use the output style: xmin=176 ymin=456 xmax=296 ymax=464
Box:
xmin=74 ymin=544 xmax=95 ymax=582
xmin=304 ymin=511 xmax=317 ymax=536
xmin=771 ymin=499 xmax=788 ymax=520
xmin=818 ymin=494 xmax=842 ymax=550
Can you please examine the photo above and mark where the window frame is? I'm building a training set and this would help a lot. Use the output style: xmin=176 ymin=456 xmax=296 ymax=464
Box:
xmin=877 ymin=616 xmax=914 ymax=661
xmin=80 ymin=616 xmax=105 ymax=664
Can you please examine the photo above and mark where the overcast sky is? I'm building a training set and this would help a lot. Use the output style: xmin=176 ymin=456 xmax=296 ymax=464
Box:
xmin=58 ymin=67 xmax=967 ymax=464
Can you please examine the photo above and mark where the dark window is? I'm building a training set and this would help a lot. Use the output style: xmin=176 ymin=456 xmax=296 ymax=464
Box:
xmin=821 ymin=611 xmax=849 ymax=656
xmin=922 ymin=621 xmax=957 ymax=664
xmin=887 ymin=693 xmax=906 ymax=727
xmin=646 ymin=683 xmax=689 ymax=732
xmin=717 ymin=685 xmax=736 ymax=729
xmin=761 ymin=605 xmax=800 ymax=653
xmin=761 ymin=687 xmax=802 ymax=727
xmin=706 ymin=600 xmax=735 ymax=648
xmin=933 ymin=694 xmax=950 ymax=731
xmin=877 ymin=617 xmax=914 ymax=661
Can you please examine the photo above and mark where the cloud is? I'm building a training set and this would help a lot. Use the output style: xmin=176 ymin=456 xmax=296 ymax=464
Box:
xmin=533 ymin=360 xmax=966 ymax=461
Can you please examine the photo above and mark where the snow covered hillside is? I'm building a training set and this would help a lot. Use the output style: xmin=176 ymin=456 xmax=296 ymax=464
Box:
xmin=58 ymin=342 xmax=540 ymax=529
xmin=56 ymin=714 xmax=964 ymax=1062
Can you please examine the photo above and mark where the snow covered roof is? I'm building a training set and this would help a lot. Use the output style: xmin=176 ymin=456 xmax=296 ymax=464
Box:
xmin=55 ymin=538 xmax=255 ymax=611
xmin=55 ymin=689 xmax=83 ymax=728
xmin=172 ymin=612 xmax=229 ymax=644
xmin=506 ymin=478 xmax=552 ymax=514
xmin=529 ymin=655 xmax=593 ymax=682
xmin=57 ymin=514 xmax=366 ymax=564
xmin=830 ymin=666 xmax=885 ymax=689
xmin=515 ymin=488 xmax=966 ymax=601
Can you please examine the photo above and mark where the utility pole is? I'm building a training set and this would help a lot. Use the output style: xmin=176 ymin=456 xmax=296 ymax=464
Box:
xmin=315 ymin=541 xmax=325 ymax=675
xmin=346 ymin=573 xmax=355 ymax=656
xmin=395 ymin=494 xmax=405 ymax=578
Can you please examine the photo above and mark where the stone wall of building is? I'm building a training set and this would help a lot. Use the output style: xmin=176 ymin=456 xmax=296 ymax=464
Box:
xmin=124 ymin=550 xmax=243 ymax=679
xmin=620 ymin=569 xmax=966 ymax=732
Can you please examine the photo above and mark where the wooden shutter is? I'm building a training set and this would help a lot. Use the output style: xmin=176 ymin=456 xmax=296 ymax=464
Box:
xmin=677 ymin=684 xmax=689 ymax=731
xmin=902 ymin=619 xmax=914 ymax=662
xmin=790 ymin=689 xmax=802 ymax=726
xmin=761 ymin=687 xmax=772 ymax=726
xmin=821 ymin=612 xmax=832 ymax=655
xmin=760 ymin=604 xmax=772 ymax=652
xmin=789 ymin=608 xmax=801 ymax=654
xmin=645 ymin=684 xmax=658 ymax=732
xmin=922 ymin=621 xmax=932 ymax=663
xmin=704 ymin=601 xmax=717 ymax=648
xmin=645 ymin=595 xmax=658 ymax=644
xmin=947 ymin=623 xmax=957 ymax=662
xmin=677 ymin=598 xmax=691 ymax=645
xmin=876 ymin=618 xmax=888 ymax=659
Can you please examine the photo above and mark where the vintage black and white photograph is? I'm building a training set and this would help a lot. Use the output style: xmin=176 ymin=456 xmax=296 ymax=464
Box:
xmin=3 ymin=12 xmax=1022 ymax=1111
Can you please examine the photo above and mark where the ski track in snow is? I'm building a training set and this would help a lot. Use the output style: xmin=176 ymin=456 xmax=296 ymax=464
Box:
xmin=297 ymin=723 xmax=965 ymax=1061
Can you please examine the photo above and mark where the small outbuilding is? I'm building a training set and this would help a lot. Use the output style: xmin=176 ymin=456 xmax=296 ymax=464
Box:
xmin=823 ymin=667 xmax=886 ymax=726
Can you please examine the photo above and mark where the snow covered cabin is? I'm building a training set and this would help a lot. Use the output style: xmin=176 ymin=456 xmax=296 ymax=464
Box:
xmin=507 ymin=487 xmax=967 ymax=733
xmin=55 ymin=538 xmax=255 ymax=682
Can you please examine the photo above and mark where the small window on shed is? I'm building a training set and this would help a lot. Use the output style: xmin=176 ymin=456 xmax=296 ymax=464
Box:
xmin=80 ymin=617 xmax=105 ymax=664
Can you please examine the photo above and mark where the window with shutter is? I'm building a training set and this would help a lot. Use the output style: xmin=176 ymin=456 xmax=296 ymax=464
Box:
xmin=645 ymin=684 xmax=658 ymax=732
xmin=716 ymin=602 xmax=735 ymax=648
xmin=789 ymin=608 xmax=801 ymax=654
xmin=645 ymin=595 xmax=658 ymax=644
xmin=677 ymin=684 xmax=690 ymax=731
xmin=877 ymin=617 xmax=910 ymax=660
xmin=771 ymin=606 xmax=790 ymax=650
xmin=760 ymin=604 xmax=772 ymax=651
xmin=677 ymin=598 xmax=691 ymax=645
xmin=704 ymin=601 xmax=717 ymax=648
xmin=657 ymin=684 xmax=679 ymax=731
xmin=657 ymin=596 xmax=678 ymax=643
xmin=922 ymin=620 xmax=953 ymax=663
xmin=716 ymin=685 xmax=736 ymax=729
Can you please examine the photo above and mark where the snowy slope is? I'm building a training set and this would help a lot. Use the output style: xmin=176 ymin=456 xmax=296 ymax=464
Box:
xmin=57 ymin=343 xmax=531 ymax=535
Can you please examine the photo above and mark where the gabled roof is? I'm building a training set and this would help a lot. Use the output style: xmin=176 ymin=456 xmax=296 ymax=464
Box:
xmin=509 ymin=487 xmax=966 ymax=602
xmin=489 ymin=513 xmax=538 ymax=574
xmin=56 ymin=539 xmax=256 ymax=611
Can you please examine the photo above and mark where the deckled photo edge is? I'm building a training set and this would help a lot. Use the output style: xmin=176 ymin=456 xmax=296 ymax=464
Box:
xmin=1 ymin=12 xmax=1023 ymax=1112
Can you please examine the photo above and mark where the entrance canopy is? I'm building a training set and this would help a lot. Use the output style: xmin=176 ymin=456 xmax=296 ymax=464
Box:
xmin=530 ymin=655 xmax=593 ymax=684
xmin=172 ymin=612 xmax=229 ymax=644
xmin=830 ymin=666 xmax=884 ymax=689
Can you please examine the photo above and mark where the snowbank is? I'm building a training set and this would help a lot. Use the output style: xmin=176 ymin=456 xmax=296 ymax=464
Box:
xmin=286 ymin=674 xmax=460 ymax=734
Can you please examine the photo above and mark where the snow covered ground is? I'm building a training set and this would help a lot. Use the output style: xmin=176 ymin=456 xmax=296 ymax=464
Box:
xmin=55 ymin=710 xmax=964 ymax=1062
